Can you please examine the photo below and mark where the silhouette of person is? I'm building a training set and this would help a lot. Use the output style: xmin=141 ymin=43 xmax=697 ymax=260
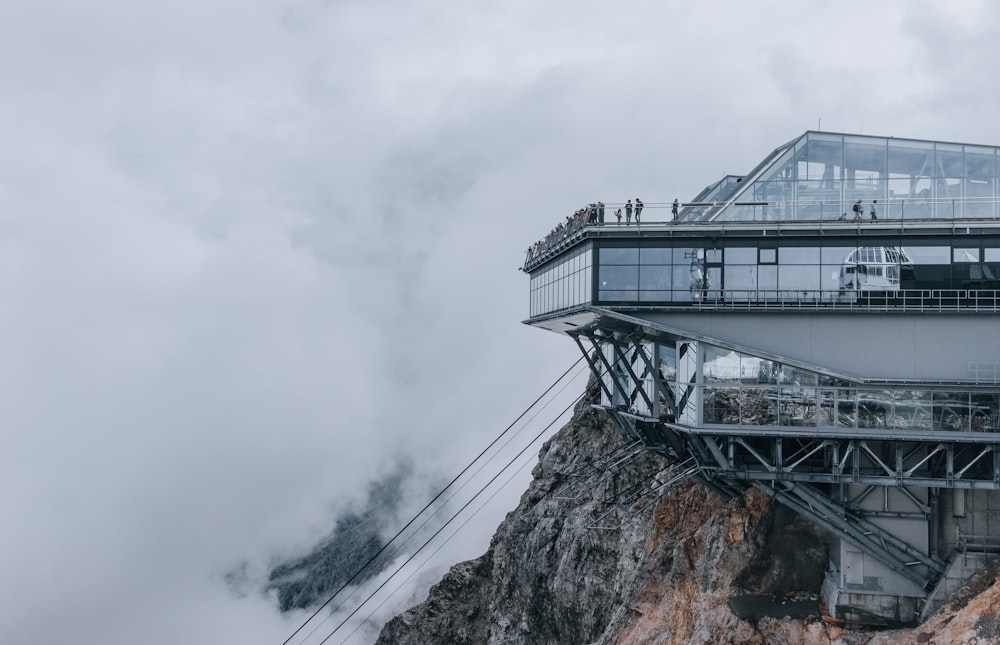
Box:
xmin=615 ymin=208 xmax=622 ymax=225
xmin=853 ymin=200 xmax=862 ymax=220
xmin=870 ymin=200 xmax=878 ymax=220
xmin=634 ymin=198 xmax=643 ymax=224
xmin=625 ymin=199 xmax=633 ymax=225
xmin=671 ymin=198 xmax=679 ymax=220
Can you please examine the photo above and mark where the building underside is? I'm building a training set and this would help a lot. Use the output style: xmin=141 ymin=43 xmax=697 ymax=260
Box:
xmin=523 ymin=131 xmax=1000 ymax=625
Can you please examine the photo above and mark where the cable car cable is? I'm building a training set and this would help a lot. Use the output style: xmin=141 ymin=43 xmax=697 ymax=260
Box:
xmin=338 ymin=443 xmax=544 ymax=644
xmin=316 ymin=389 xmax=585 ymax=644
xmin=281 ymin=355 xmax=585 ymax=645
xmin=295 ymin=363 xmax=591 ymax=644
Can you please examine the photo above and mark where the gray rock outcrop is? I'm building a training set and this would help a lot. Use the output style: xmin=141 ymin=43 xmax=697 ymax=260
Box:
xmin=376 ymin=393 xmax=1000 ymax=644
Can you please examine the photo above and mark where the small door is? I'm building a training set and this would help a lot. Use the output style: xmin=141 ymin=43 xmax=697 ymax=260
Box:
xmin=844 ymin=550 xmax=864 ymax=585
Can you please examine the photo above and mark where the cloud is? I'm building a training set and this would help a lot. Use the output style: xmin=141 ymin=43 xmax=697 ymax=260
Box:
xmin=2 ymin=1 xmax=1000 ymax=643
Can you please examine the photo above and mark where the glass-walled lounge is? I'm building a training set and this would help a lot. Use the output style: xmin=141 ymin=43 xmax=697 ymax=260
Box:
xmin=596 ymin=237 xmax=1000 ymax=304
xmin=680 ymin=132 xmax=1000 ymax=223
xmin=599 ymin=338 xmax=1000 ymax=433
xmin=529 ymin=242 xmax=592 ymax=317
xmin=695 ymin=343 xmax=1000 ymax=432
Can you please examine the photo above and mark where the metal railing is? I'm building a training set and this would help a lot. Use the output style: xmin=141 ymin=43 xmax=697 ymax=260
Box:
xmin=699 ymin=384 xmax=1000 ymax=434
xmin=657 ymin=289 xmax=1000 ymax=313
xmin=970 ymin=362 xmax=1000 ymax=384
xmin=680 ymin=195 xmax=1000 ymax=223
xmin=524 ymin=195 xmax=1000 ymax=270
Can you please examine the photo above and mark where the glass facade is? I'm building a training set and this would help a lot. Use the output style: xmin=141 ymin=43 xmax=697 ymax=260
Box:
xmin=592 ymin=337 xmax=1000 ymax=432
xmin=595 ymin=237 xmax=1000 ymax=304
xmin=529 ymin=243 xmax=592 ymax=317
xmin=697 ymin=343 xmax=1000 ymax=432
xmin=680 ymin=132 xmax=1000 ymax=223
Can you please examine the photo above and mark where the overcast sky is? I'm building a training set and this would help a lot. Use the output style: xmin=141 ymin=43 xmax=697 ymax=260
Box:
xmin=3 ymin=1 xmax=1000 ymax=644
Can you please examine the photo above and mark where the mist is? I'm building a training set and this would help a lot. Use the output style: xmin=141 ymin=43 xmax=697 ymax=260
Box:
xmin=2 ymin=1 xmax=1000 ymax=643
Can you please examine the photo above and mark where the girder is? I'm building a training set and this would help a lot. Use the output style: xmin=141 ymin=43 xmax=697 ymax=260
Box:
xmin=573 ymin=323 xmax=1000 ymax=607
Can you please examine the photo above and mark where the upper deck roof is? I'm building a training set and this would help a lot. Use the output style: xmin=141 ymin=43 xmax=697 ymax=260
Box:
xmin=679 ymin=131 xmax=1000 ymax=223
xmin=525 ymin=131 xmax=1000 ymax=271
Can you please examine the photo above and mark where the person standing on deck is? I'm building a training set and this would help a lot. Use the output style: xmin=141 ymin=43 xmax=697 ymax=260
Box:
xmin=634 ymin=198 xmax=643 ymax=224
xmin=625 ymin=199 xmax=633 ymax=225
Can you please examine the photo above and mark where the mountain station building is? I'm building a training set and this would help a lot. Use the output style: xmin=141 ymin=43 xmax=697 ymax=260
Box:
xmin=522 ymin=131 xmax=1000 ymax=625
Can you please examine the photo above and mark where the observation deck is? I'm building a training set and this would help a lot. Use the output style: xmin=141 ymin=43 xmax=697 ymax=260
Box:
xmin=523 ymin=131 xmax=1000 ymax=626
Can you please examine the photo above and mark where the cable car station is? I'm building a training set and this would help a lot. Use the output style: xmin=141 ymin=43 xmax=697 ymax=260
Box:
xmin=522 ymin=131 xmax=1000 ymax=626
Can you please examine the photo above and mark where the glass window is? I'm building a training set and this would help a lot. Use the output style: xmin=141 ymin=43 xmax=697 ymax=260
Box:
xmin=706 ymin=249 xmax=722 ymax=263
xmin=759 ymin=248 xmax=777 ymax=264
xmin=894 ymin=390 xmax=932 ymax=429
xmin=794 ymin=181 xmax=838 ymax=220
xmin=780 ymin=246 xmax=820 ymax=264
xmin=704 ymin=387 xmax=739 ymax=424
xmin=758 ymin=265 xmax=778 ymax=291
xmin=741 ymin=388 xmax=778 ymax=425
xmin=889 ymin=179 xmax=932 ymax=219
xmin=739 ymin=354 xmax=763 ymax=384
xmin=754 ymin=358 xmax=780 ymax=384
xmin=801 ymin=134 xmax=843 ymax=189
xmin=674 ymin=247 xmax=701 ymax=264
xmin=725 ymin=247 xmax=757 ymax=264
xmin=671 ymin=264 xmax=695 ymax=292
xmin=599 ymin=265 xmax=638 ymax=289
xmin=936 ymin=144 xmax=964 ymax=179
xmin=845 ymin=136 xmax=887 ymax=181
xmin=965 ymin=147 xmax=997 ymax=178
xmin=967 ymin=179 xmax=995 ymax=218
xmin=670 ymin=287 xmax=694 ymax=302
xmin=838 ymin=388 xmax=858 ymax=428
xmin=985 ymin=249 xmax=1000 ymax=262
xmin=639 ymin=265 xmax=671 ymax=290
xmin=954 ymin=248 xmax=980 ymax=262
xmin=704 ymin=345 xmax=740 ymax=383
xmin=640 ymin=247 xmax=672 ymax=264
xmin=907 ymin=246 xmax=952 ymax=264
xmin=820 ymin=265 xmax=843 ymax=291
xmin=934 ymin=391 xmax=971 ymax=431
xmin=778 ymin=265 xmax=820 ymax=291
xmin=972 ymin=393 xmax=999 ymax=431
xmin=889 ymin=139 xmax=934 ymax=179
xmin=821 ymin=246 xmax=856 ymax=264
xmin=819 ymin=375 xmax=852 ymax=388
xmin=724 ymin=265 xmax=757 ymax=291
xmin=658 ymin=344 xmax=677 ymax=382
xmin=705 ymin=266 xmax=722 ymax=299
xmin=780 ymin=364 xmax=818 ymax=387
xmin=600 ymin=247 xmax=638 ymax=264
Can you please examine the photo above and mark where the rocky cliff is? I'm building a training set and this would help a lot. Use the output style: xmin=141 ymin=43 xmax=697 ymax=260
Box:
xmin=376 ymin=393 xmax=1000 ymax=644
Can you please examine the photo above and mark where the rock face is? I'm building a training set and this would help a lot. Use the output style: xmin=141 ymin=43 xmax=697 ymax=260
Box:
xmin=268 ymin=465 xmax=410 ymax=611
xmin=376 ymin=395 xmax=1000 ymax=645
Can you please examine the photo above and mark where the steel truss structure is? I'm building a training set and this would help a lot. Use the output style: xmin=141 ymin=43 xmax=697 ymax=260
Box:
xmin=569 ymin=324 xmax=1000 ymax=599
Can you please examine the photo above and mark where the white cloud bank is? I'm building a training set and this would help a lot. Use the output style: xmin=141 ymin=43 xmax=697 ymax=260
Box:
xmin=1 ymin=1 xmax=999 ymax=643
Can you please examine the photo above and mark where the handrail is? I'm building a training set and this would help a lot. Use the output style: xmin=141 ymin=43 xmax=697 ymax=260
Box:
xmin=608 ymin=288 xmax=1000 ymax=314
xmin=530 ymin=289 xmax=1000 ymax=321
xmin=524 ymin=195 xmax=1000 ymax=270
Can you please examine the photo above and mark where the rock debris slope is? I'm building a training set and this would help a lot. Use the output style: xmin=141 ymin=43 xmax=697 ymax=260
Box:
xmin=376 ymin=391 xmax=1000 ymax=644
